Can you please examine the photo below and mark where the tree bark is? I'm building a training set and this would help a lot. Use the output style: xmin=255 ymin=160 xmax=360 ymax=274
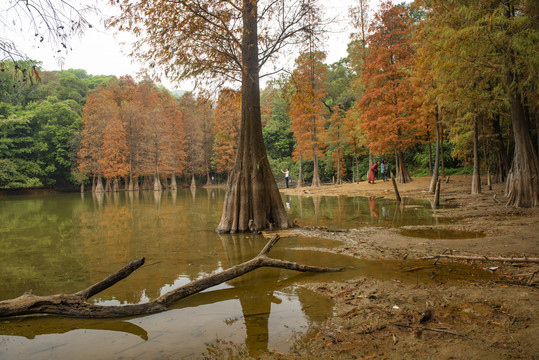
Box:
xmin=396 ymin=150 xmax=412 ymax=183
xmin=0 ymin=236 xmax=342 ymax=319
xmin=170 ymin=172 xmax=177 ymax=190
xmin=471 ymin=117 xmax=481 ymax=194
xmin=492 ymin=115 xmax=510 ymax=183
xmin=297 ymin=154 xmax=303 ymax=188
xmin=312 ymin=153 xmax=321 ymax=187
xmin=217 ymin=0 xmax=293 ymax=233
xmin=429 ymin=106 xmax=440 ymax=194
xmin=504 ymin=69 xmax=539 ymax=207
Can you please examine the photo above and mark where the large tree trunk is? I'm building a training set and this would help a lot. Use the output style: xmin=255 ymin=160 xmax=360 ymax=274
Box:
xmin=505 ymin=70 xmax=539 ymax=207
xmin=471 ymin=117 xmax=481 ymax=194
xmin=429 ymin=106 xmax=440 ymax=194
xmin=396 ymin=150 xmax=412 ymax=183
xmin=217 ymin=1 xmax=293 ymax=233
xmin=0 ymin=236 xmax=342 ymax=319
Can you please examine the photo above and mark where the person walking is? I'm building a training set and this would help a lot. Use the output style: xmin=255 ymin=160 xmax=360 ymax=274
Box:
xmin=281 ymin=168 xmax=291 ymax=188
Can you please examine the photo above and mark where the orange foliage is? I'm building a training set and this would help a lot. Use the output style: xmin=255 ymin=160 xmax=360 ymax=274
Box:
xmin=289 ymin=50 xmax=328 ymax=162
xmin=78 ymin=80 xmax=186 ymax=184
xmin=359 ymin=1 xmax=426 ymax=155
xmin=213 ymin=89 xmax=241 ymax=173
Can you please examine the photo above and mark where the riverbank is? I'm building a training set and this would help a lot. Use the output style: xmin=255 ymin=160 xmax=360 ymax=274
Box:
xmin=263 ymin=175 xmax=538 ymax=359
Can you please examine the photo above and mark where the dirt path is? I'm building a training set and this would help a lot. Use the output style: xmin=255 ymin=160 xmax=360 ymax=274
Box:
xmin=261 ymin=175 xmax=538 ymax=360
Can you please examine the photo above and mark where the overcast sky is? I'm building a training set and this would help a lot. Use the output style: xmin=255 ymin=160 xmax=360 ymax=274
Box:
xmin=10 ymin=0 xmax=386 ymax=92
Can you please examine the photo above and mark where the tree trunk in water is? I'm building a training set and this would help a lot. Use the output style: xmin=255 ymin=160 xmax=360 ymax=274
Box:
xmin=396 ymin=150 xmax=412 ymax=183
xmin=133 ymin=177 xmax=139 ymax=191
xmin=105 ymin=178 xmax=112 ymax=192
xmin=190 ymin=174 xmax=196 ymax=190
xmin=91 ymin=174 xmax=96 ymax=192
xmin=113 ymin=179 xmax=120 ymax=192
xmin=429 ymin=107 xmax=440 ymax=194
xmin=153 ymin=174 xmax=162 ymax=191
xmin=95 ymin=175 xmax=104 ymax=193
xmin=217 ymin=1 xmax=292 ymax=233
xmin=505 ymin=70 xmax=539 ymax=207
xmin=471 ymin=117 xmax=481 ymax=194
xmin=170 ymin=173 xmax=177 ymax=191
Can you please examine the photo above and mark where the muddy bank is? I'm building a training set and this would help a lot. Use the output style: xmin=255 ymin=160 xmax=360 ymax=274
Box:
xmin=262 ymin=175 xmax=538 ymax=359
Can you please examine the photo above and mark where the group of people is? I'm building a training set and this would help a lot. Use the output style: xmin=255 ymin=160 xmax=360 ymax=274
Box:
xmin=368 ymin=159 xmax=389 ymax=184
xmin=280 ymin=160 xmax=388 ymax=188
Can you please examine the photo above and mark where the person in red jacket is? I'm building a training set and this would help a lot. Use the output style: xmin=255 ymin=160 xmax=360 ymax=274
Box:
xmin=368 ymin=161 xmax=379 ymax=184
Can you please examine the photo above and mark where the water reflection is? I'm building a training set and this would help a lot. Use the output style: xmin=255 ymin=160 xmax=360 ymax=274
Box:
xmin=0 ymin=191 xmax=485 ymax=359
xmin=0 ymin=190 xmax=335 ymax=359
xmin=284 ymin=195 xmax=453 ymax=229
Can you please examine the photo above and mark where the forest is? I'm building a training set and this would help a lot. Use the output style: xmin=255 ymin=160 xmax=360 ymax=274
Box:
xmin=0 ymin=0 xmax=537 ymax=206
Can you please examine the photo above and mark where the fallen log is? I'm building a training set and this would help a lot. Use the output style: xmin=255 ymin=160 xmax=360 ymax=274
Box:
xmin=0 ymin=235 xmax=344 ymax=319
xmin=421 ymin=254 xmax=539 ymax=264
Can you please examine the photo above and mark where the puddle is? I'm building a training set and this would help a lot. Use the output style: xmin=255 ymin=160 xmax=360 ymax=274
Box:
xmin=400 ymin=228 xmax=486 ymax=239
xmin=281 ymin=248 xmax=494 ymax=285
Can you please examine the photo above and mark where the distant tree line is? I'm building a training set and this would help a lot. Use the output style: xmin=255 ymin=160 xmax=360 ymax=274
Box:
xmin=1 ymin=0 xmax=537 ymax=208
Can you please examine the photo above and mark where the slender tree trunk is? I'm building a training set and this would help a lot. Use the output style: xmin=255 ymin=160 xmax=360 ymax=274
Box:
xmin=396 ymin=150 xmax=412 ymax=183
xmin=471 ymin=117 xmax=481 ymax=194
xmin=493 ymin=115 xmax=510 ymax=183
xmin=297 ymin=154 xmax=303 ymax=188
xmin=311 ymin=151 xmax=321 ymax=187
xmin=428 ymin=142 xmax=433 ymax=176
xmin=440 ymin=126 xmax=445 ymax=177
xmin=429 ymin=107 xmax=440 ymax=193
xmin=217 ymin=0 xmax=292 ymax=233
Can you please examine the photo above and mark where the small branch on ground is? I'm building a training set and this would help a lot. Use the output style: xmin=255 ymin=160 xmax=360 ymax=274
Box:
xmin=392 ymin=323 xmax=466 ymax=337
xmin=422 ymin=253 xmax=539 ymax=264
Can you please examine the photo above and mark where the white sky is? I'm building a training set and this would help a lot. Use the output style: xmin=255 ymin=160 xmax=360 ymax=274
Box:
xmin=8 ymin=0 xmax=387 ymax=92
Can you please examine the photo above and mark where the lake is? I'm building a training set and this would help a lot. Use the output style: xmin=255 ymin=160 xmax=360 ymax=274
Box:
xmin=0 ymin=189 xmax=489 ymax=359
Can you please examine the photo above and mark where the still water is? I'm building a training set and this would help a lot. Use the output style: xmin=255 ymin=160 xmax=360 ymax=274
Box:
xmin=0 ymin=190 xmax=489 ymax=359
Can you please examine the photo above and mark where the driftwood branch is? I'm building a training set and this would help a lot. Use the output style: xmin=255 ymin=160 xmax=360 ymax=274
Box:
xmin=0 ymin=235 xmax=343 ymax=319
xmin=422 ymin=253 xmax=539 ymax=264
